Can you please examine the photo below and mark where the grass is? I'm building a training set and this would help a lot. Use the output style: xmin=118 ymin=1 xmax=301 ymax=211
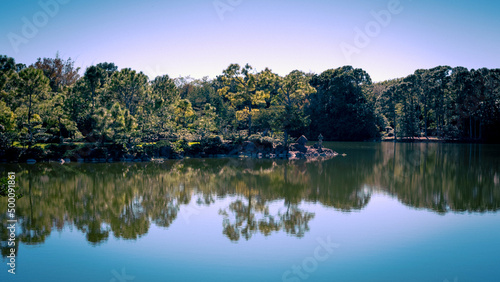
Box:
xmin=12 ymin=142 xmax=54 ymax=149
xmin=12 ymin=142 xmax=89 ymax=149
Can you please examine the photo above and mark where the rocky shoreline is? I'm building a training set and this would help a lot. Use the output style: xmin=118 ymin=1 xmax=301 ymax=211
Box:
xmin=1 ymin=136 xmax=339 ymax=164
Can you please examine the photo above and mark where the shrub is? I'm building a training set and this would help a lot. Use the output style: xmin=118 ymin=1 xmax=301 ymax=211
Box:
xmin=107 ymin=143 xmax=127 ymax=159
xmin=172 ymin=140 xmax=188 ymax=155
xmin=248 ymin=133 xmax=276 ymax=150
xmin=19 ymin=147 xmax=44 ymax=161
xmin=0 ymin=147 xmax=22 ymax=162
xmin=201 ymin=136 xmax=225 ymax=155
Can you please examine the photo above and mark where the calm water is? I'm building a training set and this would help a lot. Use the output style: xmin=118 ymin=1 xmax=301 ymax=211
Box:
xmin=1 ymin=142 xmax=500 ymax=282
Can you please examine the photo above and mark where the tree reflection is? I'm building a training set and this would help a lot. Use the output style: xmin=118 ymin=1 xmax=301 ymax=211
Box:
xmin=280 ymin=204 xmax=314 ymax=238
xmin=218 ymin=164 xmax=316 ymax=241
xmin=0 ymin=143 xmax=499 ymax=258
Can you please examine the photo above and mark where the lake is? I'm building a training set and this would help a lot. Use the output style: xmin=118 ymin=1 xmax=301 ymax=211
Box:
xmin=1 ymin=142 xmax=500 ymax=282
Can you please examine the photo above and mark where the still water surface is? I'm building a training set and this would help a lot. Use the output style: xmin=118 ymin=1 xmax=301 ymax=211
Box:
xmin=1 ymin=142 xmax=500 ymax=282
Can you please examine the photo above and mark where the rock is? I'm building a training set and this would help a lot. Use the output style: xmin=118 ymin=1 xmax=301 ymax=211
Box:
xmin=243 ymin=141 xmax=256 ymax=152
xmin=297 ymin=135 xmax=308 ymax=146
xmin=290 ymin=143 xmax=307 ymax=153
xmin=274 ymin=144 xmax=287 ymax=154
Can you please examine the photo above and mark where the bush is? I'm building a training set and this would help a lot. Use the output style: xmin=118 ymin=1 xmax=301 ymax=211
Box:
xmin=201 ymin=136 xmax=225 ymax=155
xmin=248 ymin=133 xmax=276 ymax=150
xmin=19 ymin=147 xmax=44 ymax=161
xmin=172 ymin=140 xmax=188 ymax=155
xmin=185 ymin=142 xmax=203 ymax=156
xmin=107 ymin=143 xmax=127 ymax=159
xmin=0 ymin=147 xmax=22 ymax=162
xmin=89 ymin=147 xmax=108 ymax=159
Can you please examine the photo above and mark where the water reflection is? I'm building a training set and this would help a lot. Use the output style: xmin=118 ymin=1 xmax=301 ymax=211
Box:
xmin=0 ymin=142 xmax=499 ymax=257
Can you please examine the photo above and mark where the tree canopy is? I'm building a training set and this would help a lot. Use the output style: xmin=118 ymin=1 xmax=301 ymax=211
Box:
xmin=1 ymin=53 xmax=500 ymax=157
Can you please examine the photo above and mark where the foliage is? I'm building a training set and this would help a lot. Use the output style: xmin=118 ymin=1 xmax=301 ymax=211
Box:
xmin=1 ymin=52 xmax=500 ymax=161
xmin=32 ymin=53 xmax=80 ymax=92
xmin=308 ymin=66 xmax=378 ymax=141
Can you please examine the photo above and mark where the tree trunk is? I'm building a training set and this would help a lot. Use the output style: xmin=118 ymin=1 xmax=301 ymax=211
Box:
xmin=247 ymin=108 xmax=252 ymax=137
xmin=28 ymin=92 xmax=33 ymax=149
xmin=424 ymin=113 xmax=428 ymax=138
xmin=393 ymin=110 xmax=397 ymax=142
xmin=479 ymin=120 xmax=482 ymax=140
xmin=469 ymin=116 xmax=473 ymax=139
xmin=284 ymin=130 xmax=289 ymax=149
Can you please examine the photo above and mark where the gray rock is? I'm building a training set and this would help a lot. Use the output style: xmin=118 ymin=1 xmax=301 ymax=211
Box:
xmin=297 ymin=135 xmax=308 ymax=146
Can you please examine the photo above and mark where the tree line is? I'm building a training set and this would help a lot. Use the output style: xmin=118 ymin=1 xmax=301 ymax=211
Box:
xmin=1 ymin=54 xmax=500 ymax=154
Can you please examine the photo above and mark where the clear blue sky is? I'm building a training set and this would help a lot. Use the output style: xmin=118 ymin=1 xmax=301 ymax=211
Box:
xmin=1 ymin=0 xmax=499 ymax=82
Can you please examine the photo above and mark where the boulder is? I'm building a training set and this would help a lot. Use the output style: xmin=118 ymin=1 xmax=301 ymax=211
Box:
xmin=243 ymin=141 xmax=256 ymax=152
xmin=297 ymin=135 xmax=308 ymax=146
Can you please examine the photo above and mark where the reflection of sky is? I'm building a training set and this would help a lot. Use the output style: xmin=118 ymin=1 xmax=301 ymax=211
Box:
xmin=1 ymin=0 xmax=500 ymax=82
xmin=10 ymin=194 xmax=500 ymax=282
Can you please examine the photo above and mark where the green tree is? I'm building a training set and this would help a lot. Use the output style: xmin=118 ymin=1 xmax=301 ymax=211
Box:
xmin=143 ymin=74 xmax=179 ymax=139
xmin=173 ymin=99 xmax=196 ymax=130
xmin=308 ymin=66 xmax=376 ymax=141
xmin=194 ymin=103 xmax=218 ymax=138
xmin=380 ymin=83 xmax=401 ymax=140
xmin=41 ymin=92 xmax=81 ymax=142
xmin=0 ymin=101 xmax=17 ymax=148
xmin=276 ymin=70 xmax=315 ymax=146
xmin=92 ymin=103 xmax=137 ymax=144
xmin=217 ymin=64 xmax=269 ymax=135
xmin=16 ymin=67 xmax=50 ymax=147
xmin=396 ymin=76 xmax=420 ymax=138
xmin=109 ymin=68 xmax=149 ymax=116
xmin=83 ymin=65 xmax=104 ymax=114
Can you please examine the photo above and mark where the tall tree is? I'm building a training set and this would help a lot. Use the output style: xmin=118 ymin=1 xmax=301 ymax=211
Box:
xmin=16 ymin=68 xmax=50 ymax=147
xmin=83 ymin=66 xmax=105 ymax=114
xmin=380 ymin=83 xmax=401 ymax=140
xmin=276 ymin=70 xmax=315 ymax=146
xmin=142 ymin=74 xmax=179 ymax=140
xmin=397 ymin=76 xmax=420 ymax=138
xmin=217 ymin=64 xmax=269 ymax=135
xmin=109 ymin=68 xmax=149 ymax=116
xmin=308 ymin=66 xmax=377 ymax=141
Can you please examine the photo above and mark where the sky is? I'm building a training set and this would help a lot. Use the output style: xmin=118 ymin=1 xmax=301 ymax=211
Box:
xmin=1 ymin=0 xmax=499 ymax=82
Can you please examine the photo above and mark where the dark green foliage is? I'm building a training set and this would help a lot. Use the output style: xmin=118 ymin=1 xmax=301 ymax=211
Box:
xmin=0 ymin=147 xmax=22 ymax=162
xmin=200 ymin=136 xmax=226 ymax=155
xmin=378 ymin=66 xmax=500 ymax=142
xmin=308 ymin=66 xmax=378 ymax=141
xmin=2 ymin=52 xmax=500 ymax=162
xmin=19 ymin=147 xmax=44 ymax=161
xmin=248 ymin=134 xmax=276 ymax=150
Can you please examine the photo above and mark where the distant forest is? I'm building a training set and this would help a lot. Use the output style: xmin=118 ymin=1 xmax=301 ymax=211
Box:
xmin=1 ymin=54 xmax=500 ymax=153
